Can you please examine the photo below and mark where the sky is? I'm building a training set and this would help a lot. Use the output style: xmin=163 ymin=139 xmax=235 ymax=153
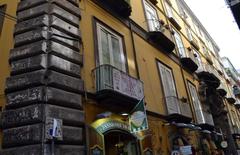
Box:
xmin=184 ymin=0 xmax=240 ymax=70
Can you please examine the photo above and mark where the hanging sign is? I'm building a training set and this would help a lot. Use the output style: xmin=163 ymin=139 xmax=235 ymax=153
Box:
xmin=129 ymin=98 xmax=148 ymax=133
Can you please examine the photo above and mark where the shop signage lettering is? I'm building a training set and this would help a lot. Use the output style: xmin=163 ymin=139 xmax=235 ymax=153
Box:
xmin=96 ymin=120 xmax=129 ymax=134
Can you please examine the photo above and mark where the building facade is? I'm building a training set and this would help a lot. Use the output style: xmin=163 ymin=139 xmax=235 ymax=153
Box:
xmin=0 ymin=0 xmax=240 ymax=154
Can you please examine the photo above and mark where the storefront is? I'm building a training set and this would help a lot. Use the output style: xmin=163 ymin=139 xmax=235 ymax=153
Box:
xmin=88 ymin=116 xmax=153 ymax=155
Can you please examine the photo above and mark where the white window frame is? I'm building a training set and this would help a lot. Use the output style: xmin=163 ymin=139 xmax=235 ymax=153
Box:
xmin=96 ymin=22 xmax=126 ymax=72
xmin=158 ymin=62 xmax=180 ymax=114
xmin=144 ymin=1 xmax=161 ymax=31
xmin=173 ymin=29 xmax=186 ymax=57
xmin=188 ymin=82 xmax=205 ymax=124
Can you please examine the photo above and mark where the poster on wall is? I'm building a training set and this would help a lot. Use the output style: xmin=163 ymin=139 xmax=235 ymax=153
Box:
xmin=113 ymin=69 xmax=144 ymax=100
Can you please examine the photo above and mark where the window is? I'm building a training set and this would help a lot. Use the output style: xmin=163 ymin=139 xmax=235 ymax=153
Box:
xmin=0 ymin=5 xmax=6 ymax=36
xmin=188 ymin=82 xmax=205 ymax=124
xmin=96 ymin=22 xmax=126 ymax=72
xmin=158 ymin=62 xmax=180 ymax=114
xmin=144 ymin=1 xmax=161 ymax=31
xmin=164 ymin=1 xmax=173 ymax=18
xmin=173 ymin=29 xmax=186 ymax=57
xmin=185 ymin=26 xmax=193 ymax=41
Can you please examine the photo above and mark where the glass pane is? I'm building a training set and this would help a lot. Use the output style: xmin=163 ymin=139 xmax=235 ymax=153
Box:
xmin=112 ymin=36 xmax=123 ymax=71
xmin=100 ymin=29 xmax=110 ymax=65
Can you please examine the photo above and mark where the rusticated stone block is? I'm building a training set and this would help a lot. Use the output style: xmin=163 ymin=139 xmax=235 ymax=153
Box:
xmin=14 ymin=15 xmax=49 ymax=35
xmin=17 ymin=0 xmax=46 ymax=12
xmin=3 ymin=124 xmax=43 ymax=147
xmin=6 ymin=87 xmax=82 ymax=109
xmin=51 ymin=15 xmax=80 ymax=39
xmin=47 ymin=70 xmax=84 ymax=93
xmin=14 ymin=27 xmax=48 ymax=47
xmin=9 ymin=40 xmax=47 ymax=62
xmin=51 ymin=4 xmax=79 ymax=27
xmin=52 ymin=0 xmax=81 ymax=17
xmin=3 ymin=104 xmax=84 ymax=129
xmin=6 ymin=87 xmax=45 ymax=108
xmin=17 ymin=3 xmax=49 ymax=21
xmin=51 ymin=28 xmax=80 ymax=50
xmin=50 ymin=41 xmax=82 ymax=65
xmin=18 ymin=0 xmax=81 ymax=20
xmin=45 ymin=105 xmax=84 ymax=126
xmin=14 ymin=14 xmax=80 ymax=39
xmin=48 ymin=55 xmax=81 ymax=78
xmin=6 ymin=70 xmax=83 ymax=94
xmin=2 ymin=104 xmax=44 ymax=129
xmin=1 ymin=144 xmax=43 ymax=155
xmin=3 ymin=124 xmax=84 ymax=147
xmin=67 ymin=0 xmax=80 ymax=6
xmin=10 ymin=55 xmax=47 ymax=75
xmin=1 ymin=144 xmax=85 ymax=155
xmin=46 ymin=87 xmax=82 ymax=109
xmin=61 ymin=126 xmax=83 ymax=144
xmin=6 ymin=70 xmax=46 ymax=92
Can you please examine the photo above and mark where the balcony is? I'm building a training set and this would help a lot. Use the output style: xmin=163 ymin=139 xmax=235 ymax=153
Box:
xmin=94 ymin=0 xmax=132 ymax=18
xmin=227 ymin=97 xmax=236 ymax=104
xmin=205 ymin=51 xmax=213 ymax=65
xmin=180 ymin=47 xmax=198 ymax=73
xmin=190 ymin=37 xmax=200 ymax=50
xmin=148 ymin=28 xmax=175 ymax=53
xmin=168 ymin=14 xmax=182 ymax=31
xmin=164 ymin=96 xmax=192 ymax=123
xmin=149 ymin=0 xmax=158 ymax=5
xmin=92 ymin=65 xmax=144 ymax=113
xmin=197 ymin=110 xmax=215 ymax=131
xmin=197 ymin=64 xmax=220 ymax=88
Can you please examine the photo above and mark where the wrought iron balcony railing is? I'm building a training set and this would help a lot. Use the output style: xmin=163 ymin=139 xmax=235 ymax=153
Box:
xmin=202 ymin=110 xmax=215 ymax=126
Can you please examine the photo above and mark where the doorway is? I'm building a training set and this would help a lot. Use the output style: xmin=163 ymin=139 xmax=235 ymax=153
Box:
xmin=104 ymin=130 xmax=139 ymax=155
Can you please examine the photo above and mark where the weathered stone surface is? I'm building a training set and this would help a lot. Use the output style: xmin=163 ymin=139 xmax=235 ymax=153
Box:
xmin=61 ymin=126 xmax=83 ymax=144
xmin=17 ymin=3 xmax=49 ymax=21
xmin=67 ymin=0 xmax=80 ymax=6
xmin=50 ymin=41 xmax=82 ymax=65
xmin=9 ymin=41 xmax=47 ymax=62
xmin=18 ymin=0 xmax=81 ymax=20
xmin=48 ymin=55 xmax=81 ymax=78
xmin=1 ymin=144 xmax=85 ymax=155
xmin=46 ymin=87 xmax=82 ymax=109
xmin=14 ymin=15 xmax=49 ymax=35
xmin=6 ymin=70 xmax=46 ymax=92
xmin=51 ymin=15 xmax=80 ymax=39
xmin=14 ymin=27 xmax=48 ymax=47
xmin=17 ymin=0 xmax=46 ymax=12
xmin=2 ymin=104 xmax=44 ymax=129
xmin=3 ymin=124 xmax=83 ymax=147
xmin=1 ymin=144 xmax=43 ymax=155
xmin=51 ymin=28 xmax=80 ymax=50
xmin=6 ymin=87 xmax=82 ymax=109
xmin=47 ymin=70 xmax=84 ymax=93
xmin=3 ymin=124 xmax=43 ymax=147
xmin=2 ymin=104 xmax=84 ymax=129
xmin=51 ymin=4 xmax=79 ymax=27
xmin=11 ymin=55 xmax=47 ymax=75
xmin=6 ymin=70 xmax=83 ymax=93
xmin=6 ymin=87 xmax=44 ymax=109
xmin=52 ymin=0 xmax=81 ymax=17
xmin=45 ymin=105 xmax=84 ymax=126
